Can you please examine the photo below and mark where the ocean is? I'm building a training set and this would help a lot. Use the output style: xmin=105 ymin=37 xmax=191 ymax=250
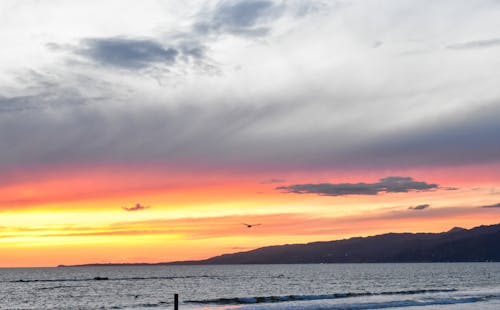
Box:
xmin=1 ymin=263 xmax=499 ymax=309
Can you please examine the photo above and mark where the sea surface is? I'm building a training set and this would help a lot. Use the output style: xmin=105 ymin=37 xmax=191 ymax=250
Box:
xmin=0 ymin=263 xmax=499 ymax=310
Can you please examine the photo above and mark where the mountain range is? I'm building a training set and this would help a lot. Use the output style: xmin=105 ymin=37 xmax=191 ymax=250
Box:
xmin=59 ymin=222 xmax=500 ymax=267
xmin=170 ymin=223 xmax=500 ymax=264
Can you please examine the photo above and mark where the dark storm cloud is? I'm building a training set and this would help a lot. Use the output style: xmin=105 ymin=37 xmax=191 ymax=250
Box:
xmin=409 ymin=204 xmax=430 ymax=210
xmin=122 ymin=203 xmax=149 ymax=212
xmin=481 ymin=203 xmax=500 ymax=209
xmin=78 ymin=37 xmax=179 ymax=69
xmin=447 ymin=38 xmax=500 ymax=50
xmin=276 ymin=177 xmax=438 ymax=196
xmin=195 ymin=0 xmax=283 ymax=36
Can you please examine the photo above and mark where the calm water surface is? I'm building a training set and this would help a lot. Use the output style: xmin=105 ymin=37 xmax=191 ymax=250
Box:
xmin=0 ymin=263 xmax=499 ymax=309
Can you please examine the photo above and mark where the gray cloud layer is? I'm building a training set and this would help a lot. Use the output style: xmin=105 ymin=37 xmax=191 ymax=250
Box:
xmin=276 ymin=177 xmax=438 ymax=196
xmin=1 ymin=98 xmax=500 ymax=171
xmin=1 ymin=0 xmax=500 ymax=173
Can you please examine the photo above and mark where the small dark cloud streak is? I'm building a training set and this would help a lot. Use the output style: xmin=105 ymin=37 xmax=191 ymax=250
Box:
xmin=122 ymin=203 xmax=150 ymax=212
xmin=260 ymin=178 xmax=285 ymax=184
xmin=79 ymin=37 xmax=178 ymax=69
xmin=409 ymin=204 xmax=430 ymax=211
xmin=277 ymin=177 xmax=438 ymax=196
xmin=195 ymin=0 xmax=282 ymax=37
xmin=0 ymin=89 xmax=86 ymax=113
xmin=481 ymin=203 xmax=500 ymax=209
xmin=447 ymin=38 xmax=500 ymax=50
xmin=76 ymin=37 xmax=205 ymax=70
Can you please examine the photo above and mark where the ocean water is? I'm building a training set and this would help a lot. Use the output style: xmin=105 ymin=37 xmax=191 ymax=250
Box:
xmin=0 ymin=263 xmax=499 ymax=310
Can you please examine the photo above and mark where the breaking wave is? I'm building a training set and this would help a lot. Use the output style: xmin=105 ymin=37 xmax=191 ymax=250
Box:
xmin=186 ymin=289 xmax=458 ymax=304
xmin=233 ymin=295 xmax=500 ymax=310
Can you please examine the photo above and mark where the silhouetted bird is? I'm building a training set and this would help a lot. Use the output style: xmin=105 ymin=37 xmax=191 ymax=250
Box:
xmin=242 ymin=223 xmax=261 ymax=228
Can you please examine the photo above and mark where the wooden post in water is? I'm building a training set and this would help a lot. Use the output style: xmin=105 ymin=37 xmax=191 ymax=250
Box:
xmin=174 ymin=293 xmax=179 ymax=310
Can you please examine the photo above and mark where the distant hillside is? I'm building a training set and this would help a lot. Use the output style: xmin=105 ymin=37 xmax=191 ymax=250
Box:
xmin=168 ymin=223 xmax=500 ymax=264
xmin=59 ymin=223 xmax=500 ymax=267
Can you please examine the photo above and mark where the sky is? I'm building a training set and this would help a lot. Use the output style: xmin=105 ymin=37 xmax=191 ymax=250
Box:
xmin=1 ymin=0 xmax=500 ymax=267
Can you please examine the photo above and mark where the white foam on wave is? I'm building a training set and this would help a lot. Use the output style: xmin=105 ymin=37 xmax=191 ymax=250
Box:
xmin=187 ymin=289 xmax=458 ymax=305
xmin=225 ymin=287 xmax=500 ymax=310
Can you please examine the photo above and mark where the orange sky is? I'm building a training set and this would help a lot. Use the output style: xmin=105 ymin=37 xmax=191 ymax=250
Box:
xmin=1 ymin=163 xmax=499 ymax=267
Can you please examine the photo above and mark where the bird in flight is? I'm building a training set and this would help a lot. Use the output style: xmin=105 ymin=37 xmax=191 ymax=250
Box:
xmin=242 ymin=223 xmax=261 ymax=228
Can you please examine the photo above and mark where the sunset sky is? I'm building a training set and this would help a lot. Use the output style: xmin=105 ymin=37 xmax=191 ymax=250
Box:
xmin=1 ymin=0 xmax=500 ymax=267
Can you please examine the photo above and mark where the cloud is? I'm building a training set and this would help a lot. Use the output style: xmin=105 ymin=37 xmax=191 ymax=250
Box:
xmin=276 ymin=177 xmax=438 ymax=196
xmin=260 ymin=178 xmax=285 ymax=184
xmin=2 ymin=84 xmax=500 ymax=171
xmin=0 ymin=95 xmax=45 ymax=113
xmin=340 ymin=104 xmax=500 ymax=169
xmin=70 ymin=1 xmax=289 ymax=72
xmin=2 ymin=1 xmax=500 ymax=172
xmin=481 ymin=203 xmax=500 ymax=209
xmin=214 ymin=0 xmax=275 ymax=27
xmin=195 ymin=0 xmax=283 ymax=36
xmin=447 ymin=38 xmax=500 ymax=50
xmin=122 ymin=203 xmax=150 ymax=212
xmin=178 ymin=41 xmax=206 ymax=59
xmin=0 ymin=90 xmax=88 ymax=113
xmin=409 ymin=204 xmax=430 ymax=211
xmin=77 ymin=37 xmax=179 ymax=69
